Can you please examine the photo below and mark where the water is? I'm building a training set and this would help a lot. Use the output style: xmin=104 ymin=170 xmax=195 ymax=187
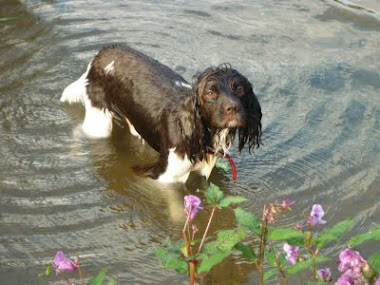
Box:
xmin=0 ymin=0 xmax=379 ymax=284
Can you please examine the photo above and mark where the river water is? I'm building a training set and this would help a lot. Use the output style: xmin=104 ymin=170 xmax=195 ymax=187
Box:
xmin=1 ymin=0 xmax=379 ymax=284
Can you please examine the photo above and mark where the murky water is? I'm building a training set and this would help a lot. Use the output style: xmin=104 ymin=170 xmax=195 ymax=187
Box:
xmin=1 ymin=0 xmax=379 ymax=284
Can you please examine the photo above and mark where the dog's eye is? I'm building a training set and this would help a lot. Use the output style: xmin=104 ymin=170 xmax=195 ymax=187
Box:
xmin=205 ymin=90 xmax=217 ymax=99
xmin=235 ymin=86 xmax=244 ymax=95
xmin=232 ymin=83 xmax=244 ymax=96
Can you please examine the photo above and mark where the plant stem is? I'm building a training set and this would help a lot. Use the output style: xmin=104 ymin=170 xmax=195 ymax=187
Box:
xmin=305 ymin=226 xmax=317 ymax=282
xmin=54 ymin=266 xmax=74 ymax=284
xmin=312 ymin=253 xmax=317 ymax=281
xmin=197 ymin=207 xmax=216 ymax=254
xmin=274 ymin=253 xmax=287 ymax=285
xmin=183 ymin=231 xmax=196 ymax=285
xmin=258 ymin=206 xmax=269 ymax=285
xmin=189 ymin=261 xmax=196 ymax=285
xmin=78 ymin=266 xmax=83 ymax=285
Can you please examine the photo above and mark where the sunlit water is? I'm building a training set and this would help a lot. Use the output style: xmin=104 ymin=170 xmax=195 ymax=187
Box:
xmin=0 ymin=0 xmax=379 ymax=284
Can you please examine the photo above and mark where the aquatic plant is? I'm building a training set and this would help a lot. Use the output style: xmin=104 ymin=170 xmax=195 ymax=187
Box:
xmin=308 ymin=204 xmax=327 ymax=226
xmin=40 ymin=250 xmax=114 ymax=285
xmin=53 ymin=250 xmax=77 ymax=275
xmin=155 ymin=183 xmax=380 ymax=285
xmin=38 ymin=183 xmax=380 ymax=284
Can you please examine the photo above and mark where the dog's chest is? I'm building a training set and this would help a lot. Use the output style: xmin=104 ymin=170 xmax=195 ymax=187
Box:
xmin=157 ymin=149 xmax=217 ymax=184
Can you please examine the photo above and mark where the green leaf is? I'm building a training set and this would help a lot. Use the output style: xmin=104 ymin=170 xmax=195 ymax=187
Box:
xmin=106 ymin=279 xmax=116 ymax=285
xmin=0 ymin=17 xmax=18 ymax=22
xmin=234 ymin=207 xmax=261 ymax=234
xmin=154 ymin=248 xmax=168 ymax=258
xmin=197 ymin=228 xmax=247 ymax=273
xmin=268 ymin=228 xmax=304 ymax=245
xmin=264 ymin=268 xmax=278 ymax=282
xmin=153 ymin=248 xmax=188 ymax=273
xmin=215 ymin=159 xmax=229 ymax=172
xmin=265 ymin=248 xmax=276 ymax=266
xmin=215 ymin=228 xmax=248 ymax=252
xmin=287 ymin=256 xmax=330 ymax=275
xmin=348 ymin=227 xmax=380 ymax=246
xmin=205 ymin=183 xmax=224 ymax=206
xmin=45 ymin=264 xmax=52 ymax=277
xmin=197 ymin=250 xmax=230 ymax=273
xmin=87 ymin=268 xmax=107 ymax=285
xmin=368 ymin=251 xmax=380 ymax=274
xmin=234 ymin=242 xmax=257 ymax=260
xmin=219 ymin=196 xmax=247 ymax=207
xmin=315 ymin=218 xmax=353 ymax=248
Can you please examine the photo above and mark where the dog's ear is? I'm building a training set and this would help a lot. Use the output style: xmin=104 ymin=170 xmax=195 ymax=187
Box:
xmin=179 ymin=95 xmax=207 ymax=162
xmin=238 ymin=79 xmax=262 ymax=153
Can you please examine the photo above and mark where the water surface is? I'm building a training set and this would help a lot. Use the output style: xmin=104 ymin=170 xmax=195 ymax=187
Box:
xmin=0 ymin=0 xmax=379 ymax=284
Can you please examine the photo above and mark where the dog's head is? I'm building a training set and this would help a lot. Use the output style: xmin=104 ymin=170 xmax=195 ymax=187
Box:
xmin=194 ymin=65 xmax=262 ymax=152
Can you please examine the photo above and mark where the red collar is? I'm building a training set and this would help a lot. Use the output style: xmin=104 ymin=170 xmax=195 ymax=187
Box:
xmin=207 ymin=150 xmax=237 ymax=182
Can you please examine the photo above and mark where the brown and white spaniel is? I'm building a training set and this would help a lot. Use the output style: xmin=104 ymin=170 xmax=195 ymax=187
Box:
xmin=61 ymin=45 xmax=262 ymax=183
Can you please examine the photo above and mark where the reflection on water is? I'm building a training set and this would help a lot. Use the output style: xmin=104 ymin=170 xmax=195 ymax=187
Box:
xmin=0 ymin=0 xmax=379 ymax=284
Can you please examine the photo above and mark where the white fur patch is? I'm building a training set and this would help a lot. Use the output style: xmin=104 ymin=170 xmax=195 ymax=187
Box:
xmin=174 ymin=80 xmax=192 ymax=89
xmin=61 ymin=60 xmax=93 ymax=104
xmin=213 ymin=129 xmax=231 ymax=154
xmin=158 ymin=148 xmax=193 ymax=183
xmin=82 ymin=93 xmax=113 ymax=138
xmin=194 ymin=154 xmax=218 ymax=179
xmin=126 ymin=118 xmax=144 ymax=143
xmin=104 ymin=61 xmax=115 ymax=74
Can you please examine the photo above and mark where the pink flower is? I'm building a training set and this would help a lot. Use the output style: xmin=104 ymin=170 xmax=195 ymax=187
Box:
xmin=53 ymin=250 xmax=77 ymax=275
xmin=335 ymin=275 xmax=354 ymax=285
xmin=318 ymin=268 xmax=332 ymax=282
xmin=279 ymin=200 xmax=295 ymax=210
xmin=375 ymin=277 xmax=380 ymax=285
xmin=283 ymin=243 xmax=300 ymax=265
xmin=308 ymin=204 xmax=327 ymax=226
xmin=184 ymin=195 xmax=203 ymax=222
xmin=338 ymin=248 xmax=366 ymax=274
xmin=263 ymin=204 xmax=277 ymax=224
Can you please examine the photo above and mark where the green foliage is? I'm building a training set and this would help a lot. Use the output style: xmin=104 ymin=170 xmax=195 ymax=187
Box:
xmin=45 ymin=264 xmax=52 ymax=277
xmin=234 ymin=242 xmax=257 ymax=260
xmin=0 ymin=17 xmax=18 ymax=22
xmin=218 ymin=196 xmax=247 ymax=207
xmin=106 ymin=279 xmax=116 ymax=285
xmin=215 ymin=159 xmax=229 ymax=172
xmin=265 ymin=248 xmax=277 ymax=266
xmin=263 ymin=268 xmax=278 ymax=282
xmin=268 ymin=228 xmax=305 ymax=246
xmin=87 ymin=268 xmax=108 ymax=285
xmin=234 ymin=207 xmax=261 ymax=234
xmin=197 ymin=248 xmax=230 ymax=273
xmin=205 ymin=183 xmax=246 ymax=207
xmin=287 ymin=256 xmax=330 ymax=275
xmin=315 ymin=218 xmax=353 ymax=248
xmin=205 ymin=183 xmax=225 ymax=206
xmin=368 ymin=251 xmax=380 ymax=274
xmin=154 ymin=247 xmax=188 ymax=274
xmin=215 ymin=229 xmax=248 ymax=251
xmin=197 ymin=228 xmax=247 ymax=273
xmin=265 ymin=247 xmax=287 ymax=267
xmin=155 ymin=184 xmax=377 ymax=284
xmin=348 ymin=227 xmax=380 ymax=246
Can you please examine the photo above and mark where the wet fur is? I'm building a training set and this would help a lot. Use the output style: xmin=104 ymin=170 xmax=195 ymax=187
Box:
xmin=61 ymin=45 xmax=262 ymax=183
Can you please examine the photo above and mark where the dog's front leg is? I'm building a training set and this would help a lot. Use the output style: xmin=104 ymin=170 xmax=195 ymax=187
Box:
xmin=132 ymin=152 xmax=169 ymax=180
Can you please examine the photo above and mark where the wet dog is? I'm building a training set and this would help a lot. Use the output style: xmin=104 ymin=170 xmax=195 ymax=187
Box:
xmin=61 ymin=45 xmax=262 ymax=183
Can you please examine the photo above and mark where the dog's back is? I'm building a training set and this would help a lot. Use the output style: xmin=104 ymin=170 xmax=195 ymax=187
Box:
xmin=60 ymin=45 xmax=192 ymax=142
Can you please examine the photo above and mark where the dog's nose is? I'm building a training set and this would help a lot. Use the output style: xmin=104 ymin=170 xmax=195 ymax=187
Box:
xmin=225 ymin=101 xmax=240 ymax=114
